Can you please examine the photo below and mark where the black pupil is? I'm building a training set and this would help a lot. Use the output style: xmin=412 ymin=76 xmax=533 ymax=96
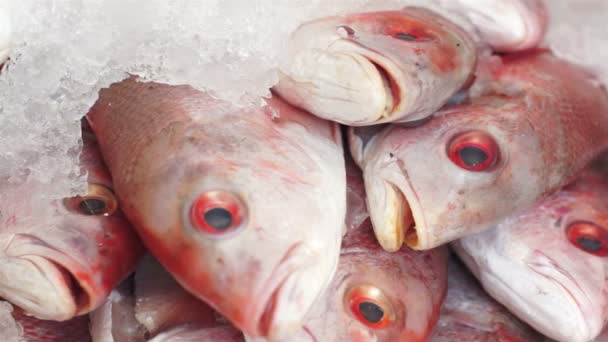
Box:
xmin=395 ymin=32 xmax=418 ymax=41
xmin=204 ymin=208 xmax=233 ymax=230
xmin=576 ymin=236 xmax=602 ymax=252
xmin=358 ymin=301 xmax=384 ymax=323
xmin=459 ymin=146 xmax=488 ymax=167
xmin=79 ymin=198 xmax=107 ymax=215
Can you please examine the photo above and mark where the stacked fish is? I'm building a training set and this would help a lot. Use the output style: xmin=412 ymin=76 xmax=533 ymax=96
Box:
xmin=2 ymin=1 xmax=608 ymax=342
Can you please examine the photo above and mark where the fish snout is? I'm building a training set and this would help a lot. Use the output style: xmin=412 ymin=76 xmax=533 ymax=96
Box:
xmin=364 ymin=161 xmax=430 ymax=252
xmin=525 ymin=251 xmax=602 ymax=341
xmin=237 ymin=243 xmax=329 ymax=340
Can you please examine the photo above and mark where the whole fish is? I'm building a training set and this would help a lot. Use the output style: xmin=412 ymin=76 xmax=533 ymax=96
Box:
xmin=351 ymin=50 xmax=608 ymax=251
xmin=0 ymin=300 xmax=91 ymax=342
xmin=86 ymin=79 xmax=347 ymax=340
xmin=248 ymin=217 xmax=448 ymax=342
xmin=273 ymin=7 xmax=477 ymax=126
xmin=0 ymin=121 xmax=144 ymax=320
xmin=451 ymin=170 xmax=608 ymax=342
xmin=429 ymin=256 xmax=543 ymax=342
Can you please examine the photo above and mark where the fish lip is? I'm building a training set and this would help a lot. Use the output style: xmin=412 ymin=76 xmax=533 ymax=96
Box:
xmin=1 ymin=233 xmax=93 ymax=319
xmin=384 ymin=159 xmax=428 ymax=250
xmin=481 ymin=252 xmax=592 ymax=341
xmin=336 ymin=38 xmax=404 ymax=123
xmin=242 ymin=241 xmax=312 ymax=338
xmin=524 ymin=251 xmax=593 ymax=335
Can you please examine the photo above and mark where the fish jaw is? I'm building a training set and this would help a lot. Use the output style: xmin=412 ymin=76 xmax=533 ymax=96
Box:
xmin=361 ymin=164 xmax=418 ymax=252
xmin=0 ymin=214 xmax=141 ymax=321
xmin=274 ymin=7 xmax=475 ymax=126
xmin=473 ymin=255 xmax=599 ymax=342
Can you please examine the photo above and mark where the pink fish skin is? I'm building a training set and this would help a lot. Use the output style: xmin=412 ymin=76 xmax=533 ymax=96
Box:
xmin=86 ymin=79 xmax=346 ymax=340
xmin=0 ymin=120 xmax=145 ymax=320
xmin=429 ymin=257 xmax=543 ymax=342
xmin=273 ymin=7 xmax=477 ymax=126
xmin=0 ymin=300 xmax=91 ymax=342
xmin=452 ymin=169 xmax=608 ymax=342
xmin=249 ymin=218 xmax=448 ymax=342
xmin=351 ymin=50 xmax=608 ymax=252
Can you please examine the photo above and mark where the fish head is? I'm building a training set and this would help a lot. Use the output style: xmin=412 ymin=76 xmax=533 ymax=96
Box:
xmin=0 ymin=126 xmax=143 ymax=320
xmin=283 ymin=221 xmax=447 ymax=342
xmin=352 ymin=95 xmax=550 ymax=251
xmin=453 ymin=173 xmax=608 ymax=342
xmin=274 ymin=7 xmax=475 ymax=125
xmin=109 ymin=90 xmax=346 ymax=340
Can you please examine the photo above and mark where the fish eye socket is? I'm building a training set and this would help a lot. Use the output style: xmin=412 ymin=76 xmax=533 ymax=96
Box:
xmin=189 ymin=191 xmax=246 ymax=236
xmin=345 ymin=285 xmax=395 ymax=329
xmin=447 ymin=131 xmax=499 ymax=172
xmin=566 ymin=221 xmax=608 ymax=256
xmin=64 ymin=184 xmax=118 ymax=216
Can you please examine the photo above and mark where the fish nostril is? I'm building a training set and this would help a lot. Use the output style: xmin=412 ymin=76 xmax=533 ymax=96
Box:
xmin=336 ymin=25 xmax=355 ymax=37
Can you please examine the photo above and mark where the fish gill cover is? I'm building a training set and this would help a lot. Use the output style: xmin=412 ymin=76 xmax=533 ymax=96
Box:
xmin=0 ymin=0 xmax=605 ymax=202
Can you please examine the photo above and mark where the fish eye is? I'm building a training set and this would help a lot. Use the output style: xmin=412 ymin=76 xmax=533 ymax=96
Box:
xmin=566 ymin=221 xmax=608 ymax=256
xmin=189 ymin=191 xmax=246 ymax=235
xmin=345 ymin=285 xmax=395 ymax=329
xmin=447 ymin=130 xmax=499 ymax=172
xmin=65 ymin=184 xmax=118 ymax=216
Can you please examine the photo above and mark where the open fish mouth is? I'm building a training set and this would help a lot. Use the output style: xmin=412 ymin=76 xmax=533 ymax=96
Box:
xmin=0 ymin=234 xmax=95 ymax=320
xmin=364 ymin=161 xmax=427 ymax=252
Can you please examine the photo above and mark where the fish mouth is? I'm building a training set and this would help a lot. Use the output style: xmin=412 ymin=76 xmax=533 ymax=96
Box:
xmin=341 ymin=40 xmax=404 ymax=124
xmin=240 ymin=242 xmax=320 ymax=339
xmin=0 ymin=234 xmax=94 ymax=320
xmin=523 ymin=251 xmax=598 ymax=341
xmin=364 ymin=162 xmax=427 ymax=252
xmin=478 ymin=252 xmax=595 ymax=342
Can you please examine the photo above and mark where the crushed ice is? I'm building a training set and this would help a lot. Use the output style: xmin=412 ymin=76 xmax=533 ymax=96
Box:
xmin=0 ymin=0 xmax=606 ymax=200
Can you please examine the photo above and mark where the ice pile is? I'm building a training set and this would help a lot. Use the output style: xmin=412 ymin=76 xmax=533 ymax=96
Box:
xmin=0 ymin=0 xmax=405 ymax=200
xmin=0 ymin=0 xmax=606 ymax=201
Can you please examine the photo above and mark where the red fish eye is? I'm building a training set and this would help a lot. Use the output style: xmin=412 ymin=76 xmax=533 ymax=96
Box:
xmin=189 ymin=191 xmax=246 ymax=235
xmin=566 ymin=221 xmax=608 ymax=256
xmin=345 ymin=285 xmax=395 ymax=329
xmin=447 ymin=131 xmax=499 ymax=171
xmin=64 ymin=184 xmax=118 ymax=216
